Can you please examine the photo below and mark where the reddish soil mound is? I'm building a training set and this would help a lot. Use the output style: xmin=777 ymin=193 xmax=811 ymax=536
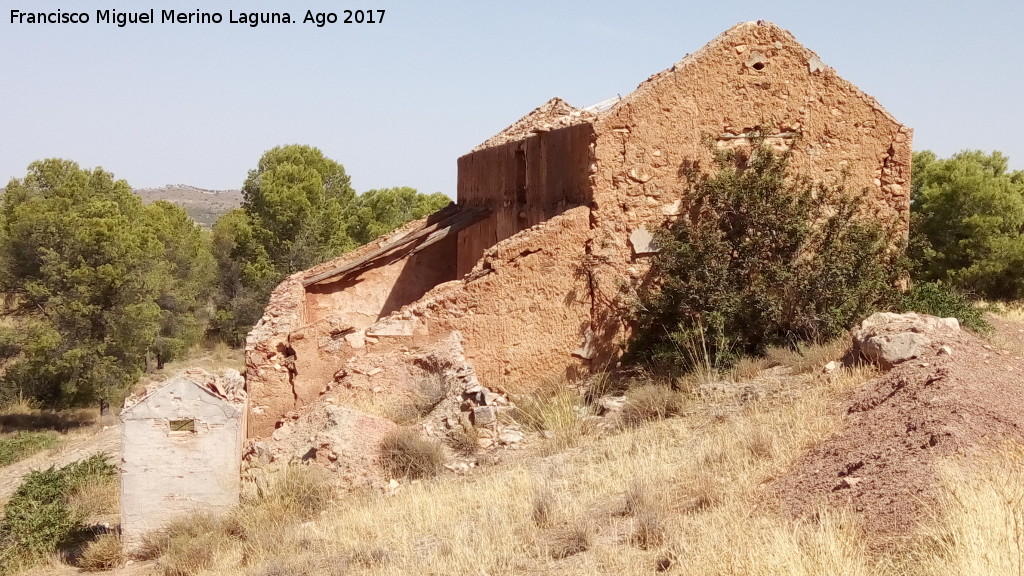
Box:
xmin=769 ymin=318 xmax=1024 ymax=548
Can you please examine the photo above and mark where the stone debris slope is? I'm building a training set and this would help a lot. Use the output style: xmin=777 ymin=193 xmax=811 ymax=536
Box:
xmin=242 ymin=332 xmax=530 ymax=491
xmin=770 ymin=313 xmax=1024 ymax=548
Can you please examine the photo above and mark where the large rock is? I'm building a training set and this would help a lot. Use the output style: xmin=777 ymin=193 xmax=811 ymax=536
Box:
xmin=851 ymin=312 xmax=960 ymax=369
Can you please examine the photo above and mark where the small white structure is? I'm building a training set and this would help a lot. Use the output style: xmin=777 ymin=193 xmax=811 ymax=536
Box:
xmin=120 ymin=369 xmax=247 ymax=550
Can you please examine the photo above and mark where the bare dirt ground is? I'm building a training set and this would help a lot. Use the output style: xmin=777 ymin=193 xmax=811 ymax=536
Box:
xmin=769 ymin=315 xmax=1024 ymax=550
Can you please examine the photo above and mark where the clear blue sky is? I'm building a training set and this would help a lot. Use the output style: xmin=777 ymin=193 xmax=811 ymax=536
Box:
xmin=2 ymin=0 xmax=1021 ymax=197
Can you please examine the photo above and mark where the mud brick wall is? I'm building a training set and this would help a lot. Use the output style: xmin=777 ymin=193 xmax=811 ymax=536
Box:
xmin=245 ymin=21 xmax=911 ymax=438
xmin=456 ymin=123 xmax=594 ymax=277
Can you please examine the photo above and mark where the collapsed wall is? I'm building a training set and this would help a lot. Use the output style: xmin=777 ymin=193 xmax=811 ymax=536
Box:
xmin=246 ymin=20 xmax=911 ymax=439
xmin=246 ymin=207 xmax=591 ymax=437
xmin=457 ymin=105 xmax=595 ymax=276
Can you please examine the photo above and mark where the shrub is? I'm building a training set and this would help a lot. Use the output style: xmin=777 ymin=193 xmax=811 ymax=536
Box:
xmin=0 ymin=453 xmax=116 ymax=573
xmin=899 ymin=280 xmax=991 ymax=333
xmin=0 ymin=430 xmax=59 ymax=467
xmin=378 ymin=428 xmax=444 ymax=480
xmin=629 ymin=137 xmax=902 ymax=372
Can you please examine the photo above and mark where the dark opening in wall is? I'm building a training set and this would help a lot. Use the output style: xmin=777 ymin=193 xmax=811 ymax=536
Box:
xmin=169 ymin=419 xmax=196 ymax=433
xmin=745 ymin=51 xmax=768 ymax=71
xmin=514 ymin=148 xmax=527 ymax=205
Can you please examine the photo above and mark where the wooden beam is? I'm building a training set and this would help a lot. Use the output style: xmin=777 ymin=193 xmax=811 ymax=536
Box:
xmin=301 ymin=207 xmax=490 ymax=287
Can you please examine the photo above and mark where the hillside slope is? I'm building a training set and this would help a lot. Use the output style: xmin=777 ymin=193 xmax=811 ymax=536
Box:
xmin=133 ymin=185 xmax=242 ymax=227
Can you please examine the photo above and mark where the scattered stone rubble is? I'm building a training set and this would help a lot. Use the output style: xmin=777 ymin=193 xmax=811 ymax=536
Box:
xmin=242 ymin=332 xmax=533 ymax=490
xmin=123 ymin=367 xmax=246 ymax=411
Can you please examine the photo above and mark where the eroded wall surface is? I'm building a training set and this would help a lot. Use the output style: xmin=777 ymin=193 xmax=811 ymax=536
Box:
xmin=120 ymin=375 xmax=246 ymax=550
xmin=247 ymin=208 xmax=592 ymax=437
xmin=246 ymin=21 xmax=911 ymax=438
xmin=246 ymin=216 xmax=460 ymax=436
xmin=367 ymin=207 xmax=593 ymax=391
xmin=456 ymin=123 xmax=594 ymax=277
xmin=583 ymin=21 xmax=911 ymax=360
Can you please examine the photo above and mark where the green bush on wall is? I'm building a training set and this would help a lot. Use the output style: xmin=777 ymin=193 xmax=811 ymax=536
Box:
xmin=629 ymin=137 xmax=904 ymax=372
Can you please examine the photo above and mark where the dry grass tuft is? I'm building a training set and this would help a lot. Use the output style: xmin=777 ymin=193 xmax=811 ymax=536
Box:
xmin=248 ymin=463 xmax=335 ymax=520
xmin=511 ymin=377 xmax=593 ymax=451
xmin=154 ymin=512 xmax=234 ymax=576
xmin=546 ymin=519 xmax=594 ymax=559
xmin=531 ymin=482 xmax=556 ymax=527
xmin=765 ymin=337 xmax=847 ymax=374
xmin=68 ymin=472 xmax=119 ymax=520
xmin=911 ymin=447 xmax=1024 ymax=575
xmin=623 ymin=479 xmax=653 ymax=517
xmin=631 ymin=510 xmax=667 ymax=550
xmin=348 ymin=546 xmax=392 ymax=568
xmin=654 ymin=545 xmax=681 ymax=572
xmin=446 ymin=425 xmax=478 ymax=455
xmin=390 ymin=374 xmax=450 ymax=424
xmin=379 ymin=428 xmax=444 ymax=480
xmin=620 ymin=384 xmax=687 ymax=427
xmin=624 ymin=481 xmax=667 ymax=549
xmin=743 ymin=426 xmax=777 ymax=460
xmin=682 ymin=468 xmax=724 ymax=514
xmin=78 ymin=533 xmax=124 ymax=572
xmin=730 ymin=355 xmax=771 ymax=381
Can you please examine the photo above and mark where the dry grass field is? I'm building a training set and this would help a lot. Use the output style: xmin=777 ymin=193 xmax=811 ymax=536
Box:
xmin=8 ymin=321 xmax=1024 ymax=576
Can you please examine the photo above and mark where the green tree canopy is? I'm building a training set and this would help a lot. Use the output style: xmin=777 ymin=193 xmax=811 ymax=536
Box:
xmin=910 ymin=150 xmax=1024 ymax=299
xmin=241 ymin=144 xmax=356 ymax=273
xmin=346 ymin=187 xmax=451 ymax=245
xmin=211 ymin=145 xmax=451 ymax=345
xmin=0 ymin=160 xmax=213 ymax=406
xmin=209 ymin=208 xmax=279 ymax=346
xmin=145 ymin=200 xmax=216 ymax=368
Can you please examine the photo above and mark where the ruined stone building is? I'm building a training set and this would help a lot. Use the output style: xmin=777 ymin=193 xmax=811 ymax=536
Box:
xmin=120 ymin=370 xmax=247 ymax=550
xmin=245 ymin=21 xmax=911 ymax=438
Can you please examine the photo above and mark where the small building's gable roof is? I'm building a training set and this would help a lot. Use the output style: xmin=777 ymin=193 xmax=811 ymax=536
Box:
xmin=121 ymin=369 xmax=246 ymax=420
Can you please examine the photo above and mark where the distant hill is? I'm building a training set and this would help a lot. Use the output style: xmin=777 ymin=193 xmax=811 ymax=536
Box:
xmin=134 ymin=185 xmax=243 ymax=228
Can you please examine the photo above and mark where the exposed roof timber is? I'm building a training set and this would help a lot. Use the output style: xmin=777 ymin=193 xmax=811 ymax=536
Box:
xmin=302 ymin=207 xmax=491 ymax=288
